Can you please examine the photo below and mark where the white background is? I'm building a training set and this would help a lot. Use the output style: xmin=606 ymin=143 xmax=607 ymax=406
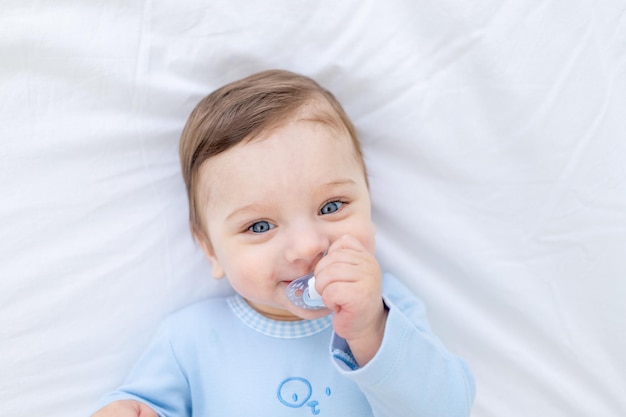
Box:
xmin=1 ymin=1 xmax=625 ymax=416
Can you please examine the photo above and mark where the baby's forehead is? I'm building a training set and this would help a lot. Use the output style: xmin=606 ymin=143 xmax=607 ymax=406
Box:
xmin=197 ymin=117 xmax=359 ymax=191
xmin=197 ymin=118 xmax=360 ymax=204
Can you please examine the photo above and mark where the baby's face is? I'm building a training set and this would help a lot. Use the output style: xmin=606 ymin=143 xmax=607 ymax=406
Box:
xmin=196 ymin=118 xmax=375 ymax=320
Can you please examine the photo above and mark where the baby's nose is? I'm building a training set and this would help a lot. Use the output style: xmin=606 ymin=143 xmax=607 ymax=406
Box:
xmin=284 ymin=222 xmax=328 ymax=264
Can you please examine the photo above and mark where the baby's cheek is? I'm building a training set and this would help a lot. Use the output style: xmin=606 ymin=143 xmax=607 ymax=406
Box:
xmin=330 ymin=217 xmax=376 ymax=255
xmin=357 ymin=222 xmax=377 ymax=254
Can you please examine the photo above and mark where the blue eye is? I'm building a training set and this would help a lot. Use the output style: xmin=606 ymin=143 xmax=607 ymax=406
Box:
xmin=320 ymin=201 xmax=343 ymax=215
xmin=248 ymin=221 xmax=274 ymax=233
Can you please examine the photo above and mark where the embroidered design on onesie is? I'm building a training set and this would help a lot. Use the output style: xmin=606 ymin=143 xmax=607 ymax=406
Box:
xmin=277 ymin=377 xmax=332 ymax=415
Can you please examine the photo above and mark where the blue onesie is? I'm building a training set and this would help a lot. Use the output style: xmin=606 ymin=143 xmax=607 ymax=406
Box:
xmin=97 ymin=273 xmax=475 ymax=416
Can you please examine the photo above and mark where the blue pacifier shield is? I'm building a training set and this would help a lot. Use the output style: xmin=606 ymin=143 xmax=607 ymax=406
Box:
xmin=286 ymin=273 xmax=326 ymax=310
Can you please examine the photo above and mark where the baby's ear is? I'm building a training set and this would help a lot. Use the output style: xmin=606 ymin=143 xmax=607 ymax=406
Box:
xmin=193 ymin=230 xmax=225 ymax=279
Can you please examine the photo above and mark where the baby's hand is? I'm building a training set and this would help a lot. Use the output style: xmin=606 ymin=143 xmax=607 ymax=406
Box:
xmin=92 ymin=400 xmax=157 ymax=417
xmin=314 ymin=235 xmax=388 ymax=367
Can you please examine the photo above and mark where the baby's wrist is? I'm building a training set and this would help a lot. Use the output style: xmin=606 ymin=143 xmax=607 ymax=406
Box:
xmin=346 ymin=301 xmax=389 ymax=367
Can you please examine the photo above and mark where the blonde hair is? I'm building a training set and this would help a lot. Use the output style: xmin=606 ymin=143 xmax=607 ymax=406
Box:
xmin=179 ymin=69 xmax=366 ymax=240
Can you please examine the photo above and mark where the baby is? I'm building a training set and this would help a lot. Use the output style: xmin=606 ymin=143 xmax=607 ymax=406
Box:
xmin=92 ymin=69 xmax=475 ymax=416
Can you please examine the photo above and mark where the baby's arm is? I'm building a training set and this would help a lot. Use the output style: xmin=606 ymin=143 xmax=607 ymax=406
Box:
xmin=92 ymin=314 xmax=192 ymax=417
xmin=333 ymin=274 xmax=475 ymax=417
xmin=316 ymin=237 xmax=474 ymax=416
xmin=92 ymin=400 xmax=157 ymax=417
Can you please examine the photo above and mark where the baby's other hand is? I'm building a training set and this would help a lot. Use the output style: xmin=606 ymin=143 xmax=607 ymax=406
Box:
xmin=314 ymin=234 xmax=387 ymax=366
xmin=92 ymin=400 xmax=157 ymax=417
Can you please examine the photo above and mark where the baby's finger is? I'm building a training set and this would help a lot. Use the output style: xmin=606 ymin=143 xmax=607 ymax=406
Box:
xmin=327 ymin=234 xmax=366 ymax=254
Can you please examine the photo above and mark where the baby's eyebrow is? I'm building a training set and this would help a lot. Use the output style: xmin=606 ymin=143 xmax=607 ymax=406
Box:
xmin=323 ymin=179 xmax=357 ymax=187
xmin=225 ymin=203 xmax=267 ymax=222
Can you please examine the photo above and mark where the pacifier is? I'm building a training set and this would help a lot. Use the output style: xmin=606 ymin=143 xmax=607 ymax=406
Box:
xmin=286 ymin=273 xmax=326 ymax=310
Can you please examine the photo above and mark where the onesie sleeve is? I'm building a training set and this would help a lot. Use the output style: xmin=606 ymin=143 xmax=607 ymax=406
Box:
xmin=330 ymin=273 xmax=475 ymax=417
xmin=95 ymin=317 xmax=191 ymax=417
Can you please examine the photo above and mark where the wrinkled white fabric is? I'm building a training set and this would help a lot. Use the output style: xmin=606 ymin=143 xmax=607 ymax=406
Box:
xmin=1 ymin=1 xmax=625 ymax=416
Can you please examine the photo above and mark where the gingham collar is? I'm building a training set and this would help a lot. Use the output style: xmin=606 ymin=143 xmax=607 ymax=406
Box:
xmin=227 ymin=294 xmax=333 ymax=339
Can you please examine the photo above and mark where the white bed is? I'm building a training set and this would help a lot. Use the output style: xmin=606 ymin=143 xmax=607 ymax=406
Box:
xmin=1 ymin=1 xmax=625 ymax=416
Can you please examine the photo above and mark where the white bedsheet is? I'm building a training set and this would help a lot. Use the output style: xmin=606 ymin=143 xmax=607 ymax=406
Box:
xmin=1 ymin=1 xmax=625 ymax=416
